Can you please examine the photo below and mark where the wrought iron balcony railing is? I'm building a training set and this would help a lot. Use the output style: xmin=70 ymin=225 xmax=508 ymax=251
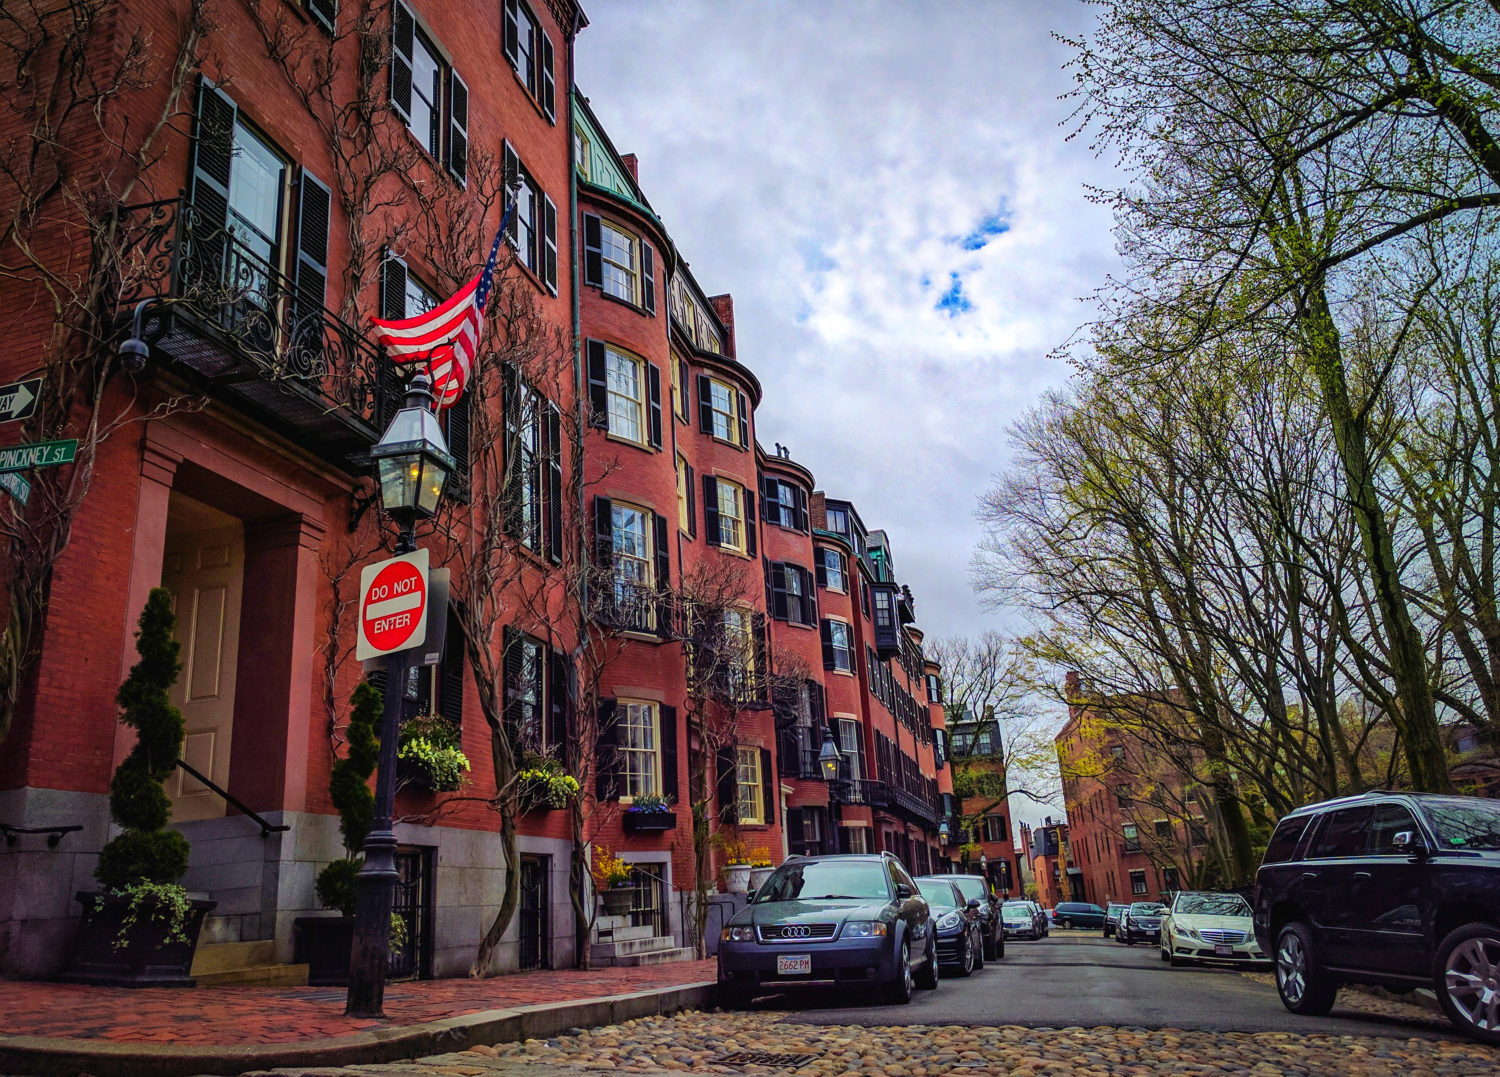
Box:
xmin=116 ymin=196 xmax=398 ymax=469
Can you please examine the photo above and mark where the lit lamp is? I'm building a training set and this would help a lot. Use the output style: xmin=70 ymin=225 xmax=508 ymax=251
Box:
xmin=369 ymin=372 xmax=454 ymax=548
xmin=938 ymin=821 xmax=950 ymax=844
xmin=980 ymin=853 xmax=988 ymax=877
xmin=817 ymin=727 xmax=843 ymax=782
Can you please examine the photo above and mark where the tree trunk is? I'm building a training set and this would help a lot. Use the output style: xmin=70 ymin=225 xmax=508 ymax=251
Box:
xmin=569 ymin=794 xmax=592 ymax=969
xmin=470 ymin=725 xmax=521 ymax=976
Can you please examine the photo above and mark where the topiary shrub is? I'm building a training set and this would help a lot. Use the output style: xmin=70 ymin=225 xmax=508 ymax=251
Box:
xmin=314 ymin=679 xmax=381 ymax=915
xmin=96 ymin=588 xmax=189 ymax=890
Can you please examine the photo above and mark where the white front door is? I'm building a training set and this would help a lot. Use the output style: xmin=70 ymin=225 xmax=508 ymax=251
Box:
xmin=161 ymin=511 xmax=244 ymax=822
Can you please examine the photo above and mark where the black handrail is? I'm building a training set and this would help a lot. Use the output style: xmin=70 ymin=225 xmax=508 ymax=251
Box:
xmin=0 ymin=822 xmax=82 ymax=848
xmin=175 ymin=759 xmax=290 ymax=838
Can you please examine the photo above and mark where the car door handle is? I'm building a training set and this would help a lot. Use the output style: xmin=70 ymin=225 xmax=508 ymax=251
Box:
xmin=1353 ymin=872 xmax=1371 ymax=881
xmin=1301 ymin=871 xmax=1319 ymax=881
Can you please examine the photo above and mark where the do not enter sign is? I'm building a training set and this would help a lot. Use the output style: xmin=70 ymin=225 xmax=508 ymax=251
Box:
xmin=356 ymin=549 xmax=430 ymax=661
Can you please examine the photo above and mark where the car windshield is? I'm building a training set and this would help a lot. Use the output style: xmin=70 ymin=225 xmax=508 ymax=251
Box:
xmin=1002 ymin=906 xmax=1032 ymax=919
xmin=1422 ymin=797 xmax=1500 ymax=851
xmin=951 ymin=877 xmax=986 ymax=903
xmin=751 ymin=860 xmax=889 ymax=903
xmin=1174 ymin=893 xmax=1250 ymax=917
xmin=916 ymin=880 xmax=958 ymax=908
xmin=1130 ymin=903 xmax=1166 ymax=915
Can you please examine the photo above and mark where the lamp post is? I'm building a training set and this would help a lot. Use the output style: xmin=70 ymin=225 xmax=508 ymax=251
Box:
xmin=346 ymin=372 xmax=453 ymax=1019
xmin=817 ymin=727 xmax=843 ymax=853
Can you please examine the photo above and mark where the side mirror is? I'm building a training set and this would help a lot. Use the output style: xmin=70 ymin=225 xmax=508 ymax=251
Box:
xmin=1392 ymin=830 xmax=1429 ymax=858
xmin=967 ymin=898 xmax=982 ymax=910
xmin=894 ymin=883 xmax=914 ymax=901
xmin=746 ymin=886 xmax=757 ymax=901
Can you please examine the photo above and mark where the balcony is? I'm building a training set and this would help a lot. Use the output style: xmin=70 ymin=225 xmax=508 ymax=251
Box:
xmin=117 ymin=197 xmax=397 ymax=471
xmin=595 ymin=581 xmax=662 ymax=636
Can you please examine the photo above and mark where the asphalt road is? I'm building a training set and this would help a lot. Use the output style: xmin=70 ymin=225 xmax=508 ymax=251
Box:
xmin=762 ymin=932 xmax=1459 ymax=1040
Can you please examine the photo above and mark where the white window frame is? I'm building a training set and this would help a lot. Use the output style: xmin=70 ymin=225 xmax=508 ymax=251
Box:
xmin=1130 ymin=869 xmax=1148 ymax=896
xmin=620 ymin=700 xmax=661 ymax=798
xmin=600 ymin=220 xmax=639 ymax=304
xmin=675 ymin=453 xmax=691 ymax=533
xmin=717 ymin=478 xmax=745 ymax=552
xmin=611 ymin=501 xmax=654 ymax=629
xmin=828 ymin=619 xmax=853 ymax=672
xmin=735 ymin=746 xmax=764 ymax=824
xmin=706 ymin=377 xmax=737 ymax=443
xmin=605 ymin=346 xmax=646 ymax=445
xmin=821 ymin=548 xmax=846 ymax=592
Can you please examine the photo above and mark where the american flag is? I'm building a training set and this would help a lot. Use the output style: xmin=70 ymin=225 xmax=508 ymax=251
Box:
xmin=371 ymin=197 xmax=515 ymax=409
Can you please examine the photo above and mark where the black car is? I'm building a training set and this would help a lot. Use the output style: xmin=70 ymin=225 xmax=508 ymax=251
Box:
xmin=915 ymin=876 xmax=985 ymax=976
xmin=1118 ymin=901 xmax=1166 ymax=944
xmin=717 ymin=852 xmax=938 ymax=1006
xmin=946 ymin=873 xmax=1006 ymax=959
xmin=1103 ymin=902 xmax=1129 ymax=938
xmin=1252 ymin=791 xmax=1500 ymax=1044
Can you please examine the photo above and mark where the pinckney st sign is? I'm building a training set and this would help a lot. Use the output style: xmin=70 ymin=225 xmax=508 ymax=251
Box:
xmin=0 ymin=439 xmax=78 ymax=474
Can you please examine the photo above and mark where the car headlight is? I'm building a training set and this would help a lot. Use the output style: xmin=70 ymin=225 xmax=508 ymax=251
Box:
xmin=842 ymin=921 xmax=887 ymax=938
xmin=1171 ymin=923 xmax=1196 ymax=940
xmin=937 ymin=912 xmax=962 ymax=931
xmin=720 ymin=926 xmax=756 ymax=942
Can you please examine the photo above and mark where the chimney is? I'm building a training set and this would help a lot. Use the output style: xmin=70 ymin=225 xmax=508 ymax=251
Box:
xmin=1065 ymin=670 xmax=1081 ymax=698
xmin=620 ymin=153 xmax=640 ymax=183
xmin=708 ymin=293 xmax=736 ymax=358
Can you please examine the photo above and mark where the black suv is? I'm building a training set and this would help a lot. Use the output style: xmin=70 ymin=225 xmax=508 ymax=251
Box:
xmin=1253 ymin=791 xmax=1500 ymax=1043
xmin=946 ymin=873 xmax=1005 ymax=960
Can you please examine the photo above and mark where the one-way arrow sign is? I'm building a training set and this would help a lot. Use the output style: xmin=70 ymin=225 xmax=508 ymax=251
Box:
xmin=0 ymin=378 xmax=41 ymax=424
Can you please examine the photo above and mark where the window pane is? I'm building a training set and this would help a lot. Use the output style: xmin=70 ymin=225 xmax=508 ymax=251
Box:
xmin=410 ymin=34 xmax=441 ymax=156
xmin=736 ymin=747 xmax=762 ymax=822
xmin=718 ymin=482 xmax=742 ymax=549
xmin=622 ymin=702 xmax=659 ymax=797
xmin=601 ymin=223 xmax=636 ymax=302
xmin=606 ymin=349 xmax=642 ymax=442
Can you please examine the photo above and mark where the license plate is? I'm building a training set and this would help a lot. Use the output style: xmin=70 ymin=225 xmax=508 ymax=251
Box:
xmin=1215 ymin=944 xmax=1234 ymax=957
xmin=777 ymin=954 xmax=812 ymax=975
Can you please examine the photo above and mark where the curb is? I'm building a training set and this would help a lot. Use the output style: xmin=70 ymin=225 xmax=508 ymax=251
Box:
xmin=0 ymin=980 xmax=718 ymax=1077
xmin=1362 ymin=984 xmax=1443 ymax=1014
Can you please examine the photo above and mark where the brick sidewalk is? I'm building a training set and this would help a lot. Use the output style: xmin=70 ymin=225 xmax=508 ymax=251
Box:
xmin=0 ymin=960 xmax=717 ymax=1046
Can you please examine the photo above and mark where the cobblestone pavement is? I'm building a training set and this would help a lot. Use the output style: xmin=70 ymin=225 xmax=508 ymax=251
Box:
xmin=247 ymin=1010 xmax=1500 ymax=1077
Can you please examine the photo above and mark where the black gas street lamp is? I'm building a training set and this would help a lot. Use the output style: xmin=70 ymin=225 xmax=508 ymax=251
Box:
xmin=817 ymin=727 xmax=843 ymax=783
xmin=346 ymin=372 xmax=452 ymax=1019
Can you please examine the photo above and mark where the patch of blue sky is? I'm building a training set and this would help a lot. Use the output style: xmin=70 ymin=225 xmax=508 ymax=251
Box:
xmin=956 ymin=203 xmax=1011 ymax=251
xmin=936 ymin=272 xmax=972 ymax=317
xmin=797 ymin=238 xmax=836 ymax=273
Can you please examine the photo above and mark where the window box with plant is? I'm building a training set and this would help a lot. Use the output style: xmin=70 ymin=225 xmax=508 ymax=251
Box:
xmin=517 ymin=756 xmax=580 ymax=813
xmin=594 ymin=846 xmax=635 ymax=917
xmin=622 ymin=791 xmax=677 ymax=832
xmin=64 ymin=589 xmax=216 ymax=987
xmin=396 ymin=714 xmax=470 ymax=793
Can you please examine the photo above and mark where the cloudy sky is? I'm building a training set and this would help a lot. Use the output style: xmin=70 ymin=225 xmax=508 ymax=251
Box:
xmin=576 ymin=4 xmax=1121 ymax=818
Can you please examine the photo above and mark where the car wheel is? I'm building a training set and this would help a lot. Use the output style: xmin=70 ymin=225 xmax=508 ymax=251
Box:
xmin=1435 ymin=923 xmax=1500 ymax=1044
xmin=887 ymin=938 xmax=914 ymax=1004
xmin=952 ymin=933 xmax=974 ymax=978
xmin=1122 ymin=930 xmax=1134 ymax=946
xmin=996 ymin=932 xmax=1005 ymax=959
xmin=1159 ymin=943 xmax=1170 ymax=962
xmin=1061 ymin=918 xmax=1072 ymax=930
xmin=1275 ymin=921 xmax=1337 ymax=1016
xmin=917 ymin=935 xmax=940 ymax=990
xmin=983 ymin=932 xmax=997 ymax=961
xmin=973 ymin=930 xmax=985 ymax=970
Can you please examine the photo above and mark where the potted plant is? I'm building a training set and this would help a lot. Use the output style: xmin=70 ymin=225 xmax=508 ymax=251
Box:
xmin=622 ymin=791 xmax=677 ymax=832
xmin=593 ymin=845 xmax=635 ymax=917
xmin=396 ymin=714 xmax=470 ymax=793
xmin=516 ymin=755 xmax=580 ymax=813
xmin=65 ymin=589 xmax=215 ymax=986
xmin=748 ymin=847 xmax=776 ymax=890
xmin=295 ymin=679 xmax=380 ymax=986
xmin=720 ymin=838 xmax=753 ymax=894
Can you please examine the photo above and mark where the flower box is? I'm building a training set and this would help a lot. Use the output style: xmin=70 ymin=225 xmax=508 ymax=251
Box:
xmin=623 ymin=809 xmax=678 ymax=833
xmin=63 ymin=891 xmax=216 ymax=988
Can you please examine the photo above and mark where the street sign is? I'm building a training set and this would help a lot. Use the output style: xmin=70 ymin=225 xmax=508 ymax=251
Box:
xmin=356 ymin=548 xmax=430 ymax=661
xmin=0 ymin=471 xmax=30 ymax=506
xmin=0 ymin=378 xmax=41 ymax=424
xmin=361 ymin=569 xmax=449 ymax=673
xmin=0 ymin=439 xmax=77 ymax=474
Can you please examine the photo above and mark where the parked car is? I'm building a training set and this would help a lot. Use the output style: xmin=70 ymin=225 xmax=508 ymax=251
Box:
xmin=1160 ymin=891 xmax=1267 ymax=967
xmin=946 ymin=873 xmax=1006 ymax=960
xmin=1253 ymin=791 xmax=1500 ymax=1044
xmin=1030 ymin=900 xmax=1050 ymax=937
xmin=915 ymin=876 xmax=984 ymax=977
xmin=1103 ymin=902 xmax=1129 ymax=938
xmin=1118 ymin=901 xmax=1167 ymax=944
xmin=717 ymin=852 xmax=938 ymax=1007
xmin=1000 ymin=900 xmax=1039 ymax=939
xmin=1043 ymin=907 xmax=1056 ymax=927
xmin=1054 ymin=901 xmax=1109 ymax=930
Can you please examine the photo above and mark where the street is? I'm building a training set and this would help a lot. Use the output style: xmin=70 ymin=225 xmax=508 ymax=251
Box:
xmin=235 ymin=934 xmax=1500 ymax=1077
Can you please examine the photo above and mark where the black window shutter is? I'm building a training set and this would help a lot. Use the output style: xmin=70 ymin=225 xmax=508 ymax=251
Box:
xmin=820 ymin=620 xmax=834 ymax=670
xmin=307 ymin=0 xmax=337 ymax=33
xmin=545 ymin=403 xmax=562 ymax=564
xmin=736 ymin=391 xmax=749 ymax=448
xmin=293 ymin=168 xmax=332 ymax=323
xmin=189 ymin=79 xmax=236 ymax=253
xmin=754 ymin=612 xmax=770 ymax=701
xmin=659 ymin=704 xmax=678 ymax=800
xmin=539 ymin=29 xmax=556 ymax=122
xmin=390 ymin=0 xmax=414 ymax=122
xmin=770 ymin=563 xmax=789 ymax=621
xmin=684 ymin=460 xmax=696 ymax=538
xmin=647 ymin=363 xmax=663 ymax=449
xmin=586 ymin=339 xmax=608 ymax=429
xmin=804 ymin=567 xmax=819 ymax=625
xmin=787 ymin=806 xmax=804 ymax=844
xmin=697 ymin=374 xmax=713 ymax=433
xmin=502 ymin=0 xmax=521 ymax=69
xmin=501 ymin=625 xmax=522 ymax=728
xmin=542 ymin=194 xmax=558 ymax=294
xmin=447 ymin=70 xmax=469 ymax=185
xmin=815 ymin=549 xmax=828 ymax=588
xmin=716 ymin=746 xmax=738 ymax=824
xmin=376 ymin=254 xmax=410 ymax=427
xmin=582 ymin=212 xmax=603 ymax=287
xmin=840 ymin=552 xmax=849 ymax=586
xmin=595 ymin=699 xmax=618 ymax=799
xmin=653 ymin=511 xmax=671 ymax=637
xmin=809 ymin=680 xmax=826 ymax=730
xmin=702 ymin=475 xmax=720 ymax=547
xmin=677 ymin=357 xmax=690 ymax=421
xmin=438 ymin=609 xmax=465 ymax=727
xmin=502 ymin=142 xmax=522 ymax=251
xmin=593 ymin=496 xmax=614 ymax=568
xmin=744 ymin=489 xmax=757 ymax=555
xmin=641 ymin=242 xmax=656 ymax=313
xmin=760 ymin=746 xmax=776 ymax=825
xmin=547 ymin=648 xmax=568 ymax=749
xmin=760 ymin=475 xmax=775 ymax=523
xmin=446 ymin=393 xmax=472 ymax=490
xmin=794 ymin=486 xmax=809 ymax=532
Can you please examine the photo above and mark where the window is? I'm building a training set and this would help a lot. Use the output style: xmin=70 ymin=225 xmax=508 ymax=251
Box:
xmin=1263 ymin=815 xmax=1310 ymax=864
xmin=1129 ymin=869 xmax=1148 ymax=896
xmin=510 ymin=634 xmax=545 ymax=748
xmin=501 ymin=145 xmax=558 ymax=293
xmin=837 ymin=718 xmax=863 ymax=783
xmin=601 ymin=221 xmax=637 ymax=303
xmin=706 ymin=378 xmax=736 ymax=442
xmin=1123 ymin=823 xmax=1141 ymax=852
xmin=390 ymin=2 xmax=468 ymax=184
xmin=620 ymin=701 xmax=660 ymax=797
xmin=722 ymin=608 xmax=756 ymax=699
xmin=770 ymin=563 xmax=816 ymax=626
xmin=502 ymin=0 xmax=556 ymax=121
xmin=605 ymin=347 xmax=645 ymax=444
xmin=506 ymin=370 xmax=542 ymax=550
xmin=676 ymin=454 xmax=692 ymax=534
xmin=1188 ymin=819 xmax=1208 ymax=846
xmin=925 ymin=673 xmax=942 ymax=703
xmin=1116 ymin=783 xmax=1131 ymax=808
xmin=762 ymin=476 xmax=808 ymax=531
xmin=1161 ymin=867 xmax=1179 ymax=891
xmin=1153 ymin=819 xmax=1172 ymax=842
xmin=826 ymin=507 xmax=849 ymax=534
xmin=226 ymin=119 xmax=287 ymax=275
xmin=574 ymin=127 xmax=591 ymax=180
xmin=1109 ymin=745 xmax=1124 ymax=761
xmin=716 ymin=479 xmax=745 ymax=552
xmin=583 ymin=215 xmax=656 ymax=313
xmin=671 ymin=355 xmax=687 ymax=422
xmin=844 ymin=827 xmax=871 ymax=854
xmin=736 ymin=746 xmax=764 ymax=824
xmin=974 ymin=727 xmax=995 ymax=755
xmin=611 ymin=502 xmax=654 ymax=630
xmin=822 ymin=619 xmax=854 ymax=673
xmin=1310 ymin=806 xmax=1371 ymax=858
xmin=985 ymin=815 xmax=1007 ymax=843
xmin=1367 ymin=804 xmax=1421 ymax=854
xmin=818 ymin=547 xmax=847 ymax=592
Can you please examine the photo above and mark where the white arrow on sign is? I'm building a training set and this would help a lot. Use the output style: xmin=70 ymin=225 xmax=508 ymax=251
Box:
xmin=0 ymin=379 xmax=40 ymax=423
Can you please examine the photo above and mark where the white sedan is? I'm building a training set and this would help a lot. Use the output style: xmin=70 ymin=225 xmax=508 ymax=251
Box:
xmin=1159 ymin=891 xmax=1268 ymax=967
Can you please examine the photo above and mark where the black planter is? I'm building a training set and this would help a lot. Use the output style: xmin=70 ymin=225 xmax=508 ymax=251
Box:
xmin=294 ymin=915 xmax=355 ymax=986
xmin=63 ymin=891 xmax=215 ymax=987
xmin=623 ymin=810 xmax=678 ymax=833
